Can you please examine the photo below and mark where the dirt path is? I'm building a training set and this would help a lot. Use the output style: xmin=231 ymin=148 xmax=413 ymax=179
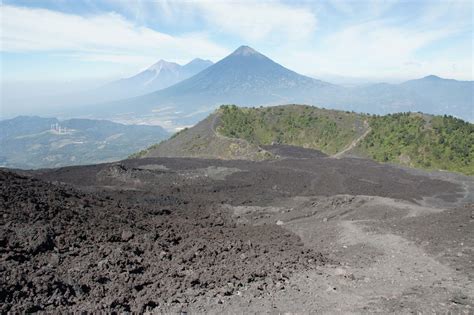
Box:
xmin=210 ymin=113 xmax=254 ymax=145
xmin=330 ymin=219 xmax=472 ymax=311
xmin=210 ymin=112 xmax=242 ymax=143
xmin=332 ymin=120 xmax=371 ymax=159
xmin=215 ymin=193 xmax=474 ymax=313
xmin=210 ymin=112 xmax=273 ymax=159
xmin=210 ymin=112 xmax=255 ymax=146
xmin=210 ymin=112 xmax=221 ymax=137
xmin=251 ymin=218 xmax=473 ymax=313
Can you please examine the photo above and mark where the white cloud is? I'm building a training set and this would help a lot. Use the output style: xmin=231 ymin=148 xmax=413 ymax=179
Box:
xmin=275 ymin=14 xmax=472 ymax=81
xmin=1 ymin=1 xmax=471 ymax=82
xmin=321 ymin=21 xmax=454 ymax=63
xmin=36 ymin=0 xmax=318 ymax=45
xmin=70 ymin=53 xmax=157 ymax=65
xmin=328 ymin=0 xmax=398 ymax=17
xmin=0 ymin=5 xmax=229 ymax=63
xmin=419 ymin=0 xmax=473 ymax=25
xmin=159 ymin=0 xmax=317 ymax=42
xmin=198 ymin=1 xmax=316 ymax=41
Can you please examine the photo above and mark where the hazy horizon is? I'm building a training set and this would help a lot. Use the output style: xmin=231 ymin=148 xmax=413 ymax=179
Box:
xmin=1 ymin=0 xmax=473 ymax=119
xmin=2 ymin=51 xmax=472 ymax=119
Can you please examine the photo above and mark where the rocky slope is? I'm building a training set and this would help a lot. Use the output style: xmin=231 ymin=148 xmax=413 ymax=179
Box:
xmin=135 ymin=113 xmax=272 ymax=160
xmin=0 ymin=167 xmax=326 ymax=312
xmin=1 ymin=145 xmax=472 ymax=312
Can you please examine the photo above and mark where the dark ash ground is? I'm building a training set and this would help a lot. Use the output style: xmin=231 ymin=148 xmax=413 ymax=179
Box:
xmin=1 ymin=145 xmax=473 ymax=313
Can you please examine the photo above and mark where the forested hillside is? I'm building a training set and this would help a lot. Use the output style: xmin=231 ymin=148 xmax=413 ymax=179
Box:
xmin=218 ymin=105 xmax=367 ymax=155
xmin=217 ymin=105 xmax=473 ymax=175
xmin=358 ymin=113 xmax=473 ymax=175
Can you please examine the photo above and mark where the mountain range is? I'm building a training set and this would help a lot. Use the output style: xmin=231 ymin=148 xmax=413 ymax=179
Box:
xmin=98 ymin=58 xmax=214 ymax=99
xmin=72 ymin=45 xmax=472 ymax=129
xmin=82 ymin=46 xmax=338 ymax=126
xmin=0 ymin=58 xmax=214 ymax=117
xmin=0 ymin=116 xmax=169 ymax=169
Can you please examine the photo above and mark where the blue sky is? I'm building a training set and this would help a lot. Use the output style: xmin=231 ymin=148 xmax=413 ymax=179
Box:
xmin=1 ymin=0 xmax=473 ymax=82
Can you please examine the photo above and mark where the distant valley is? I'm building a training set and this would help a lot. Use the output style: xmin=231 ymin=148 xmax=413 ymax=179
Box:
xmin=1 ymin=58 xmax=213 ymax=118
xmin=0 ymin=116 xmax=169 ymax=169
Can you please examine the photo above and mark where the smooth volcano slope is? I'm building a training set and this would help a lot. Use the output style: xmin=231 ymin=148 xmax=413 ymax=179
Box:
xmin=155 ymin=46 xmax=332 ymax=104
xmin=89 ymin=46 xmax=340 ymax=125
xmin=78 ymin=46 xmax=472 ymax=126
xmin=1 ymin=148 xmax=472 ymax=312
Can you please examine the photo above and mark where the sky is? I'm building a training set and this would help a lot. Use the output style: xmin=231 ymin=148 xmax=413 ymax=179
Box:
xmin=1 ymin=0 xmax=473 ymax=85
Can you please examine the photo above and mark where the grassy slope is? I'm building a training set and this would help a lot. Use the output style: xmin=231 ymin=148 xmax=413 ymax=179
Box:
xmin=357 ymin=113 xmax=473 ymax=175
xmin=217 ymin=105 xmax=473 ymax=175
xmin=218 ymin=104 xmax=367 ymax=155
xmin=132 ymin=104 xmax=473 ymax=176
xmin=132 ymin=114 xmax=272 ymax=160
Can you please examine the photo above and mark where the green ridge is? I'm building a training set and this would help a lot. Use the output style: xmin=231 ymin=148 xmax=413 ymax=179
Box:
xmin=217 ymin=105 xmax=473 ymax=175
xmin=358 ymin=113 xmax=473 ymax=175
xmin=133 ymin=104 xmax=473 ymax=176
xmin=218 ymin=104 xmax=366 ymax=155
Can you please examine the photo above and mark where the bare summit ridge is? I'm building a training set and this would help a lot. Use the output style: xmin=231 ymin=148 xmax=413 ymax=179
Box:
xmin=231 ymin=45 xmax=261 ymax=56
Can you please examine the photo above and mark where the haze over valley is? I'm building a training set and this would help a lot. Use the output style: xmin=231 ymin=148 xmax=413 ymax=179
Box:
xmin=0 ymin=116 xmax=169 ymax=169
xmin=3 ymin=46 xmax=473 ymax=130
xmin=86 ymin=46 xmax=473 ymax=129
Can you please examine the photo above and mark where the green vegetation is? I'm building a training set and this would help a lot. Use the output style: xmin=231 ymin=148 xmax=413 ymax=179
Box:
xmin=359 ymin=113 xmax=474 ymax=175
xmin=217 ymin=105 xmax=473 ymax=175
xmin=130 ymin=104 xmax=473 ymax=176
xmin=218 ymin=104 xmax=365 ymax=155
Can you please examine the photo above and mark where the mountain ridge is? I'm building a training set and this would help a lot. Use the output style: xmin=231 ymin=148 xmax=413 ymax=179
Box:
xmin=87 ymin=46 xmax=337 ymax=127
xmin=101 ymin=57 xmax=214 ymax=98
xmin=137 ymin=104 xmax=473 ymax=175
xmin=78 ymin=46 xmax=473 ymax=128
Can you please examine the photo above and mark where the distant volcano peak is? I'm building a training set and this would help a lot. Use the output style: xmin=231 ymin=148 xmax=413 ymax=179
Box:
xmin=147 ymin=59 xmax=180 ymax=72
xmin=422 ymin=75 xmax=443 ymax=80
xmin=231 ymin=45 xmax=261 ymax=57
xmin=188 ymin=58 xmax=210 ymax=63
xmin=185 ymin=58 xmax=213 ymax=66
